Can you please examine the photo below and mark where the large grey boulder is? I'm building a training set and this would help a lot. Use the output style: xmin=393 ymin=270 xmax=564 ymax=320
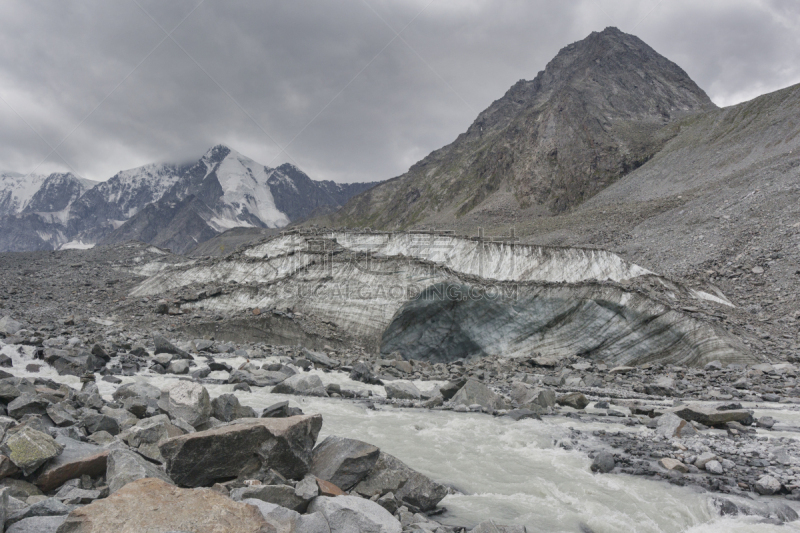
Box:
xmin=302 ymin=348 xmax=337 ymax=368
xmin=211 ymin=393 xmax=257 ymax=422
xmin=106 ymin=449 xmax=173 ymax=494
xmin=159 ymin=381 xmax=212 ymax=428
xmin=112 ymin=382 xmax=161 ymax=402
xmin=672 ymin=404 xmax=753 ymax=427
xmin=1 ymin=426 xmax=64 ymax=476
xmin=354 ymin=452 xmax=447 ymax=511
xmin=230 ymin=484 xmax=310 ymax=512
xmin=123 ymin=415 xmax=184 ymax=463
xmin=470 ymin=521 xmax=528 ymax=533
xmin=244 ymin=499 xmax=330 ymax=533
xmin=272 ymin=374 xmax=328 ymax=397
xmin=384 ymin=381 xmax=421 ymax=401
xmin=310 ymin=436 xmax=380 ymax=491
xmin=5 ymin=515 xmax=67 ymax=533
xmin=153 ymin=335 xmax=191 ymax=359
xmin=34 ymin=436 xmax=107 ymax=492
xmin=655 ymin=412 xmax=698 ymax=438
xmin=7 ymin=394 xmax=50 ymax=419
xmin=159 ymin=415 xmax=322 ymax=487
xmin=555 ymin=392 xmax=589 ymax=410
xmin=0 ymin=316 xmax=23 ymax=335
xmin=308 ymin=495 xmax=402 ymax=533
xmin=228 ymin=369 xmax=288 ymax=388
xmin=510 ymin=383 xmax=555 ymax=409
xmin=451 ymin=379 xmax=508 ymax=411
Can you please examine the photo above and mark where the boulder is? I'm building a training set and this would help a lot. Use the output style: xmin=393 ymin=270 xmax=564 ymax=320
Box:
xmin=0 ymin=316 xmax=23 ymax=335
xmin=124 ymin=415 xmax=184 ymax=463
xmin=261 ymin=401 xmax=304 ymax=419
xmin=555 ymin=392 xmax=589 ymax=410
xmin=1 ymin=426 xmax=64 ymax=476
xmin=384 ymin=381 xmax=421 ymax=401
xmin=308 ymin=495 xmax=401 ymax=533
xmin=166 ymin=360 xmax=190 ymax=374
xmin=354 ymin=452 xmax=447 ymax=511
xmin=212 ymin=393 xmax=257 ymax=422
xmin=6 ymin=515 xmax=67 ymax=533
xmin=160 ymin=381 xmax=212 ymax=428
xmin=159 ymin=415 xmax=322 ymax=487
xmin=755 ymin=475 xmax=782 ymax=495
xmin=106 ymin=449 xmax=173 ymax=494
xmin=673 ymin=404 xmax=753 ymax=427
xmin=302 ymin=348 xmax=337 ymax=368
xmin=7 ymin=394 xmax=50 ymax=419
xmin=244 ymin=499 xmax=330 ymax=533
xmin=310 ymin=436 xmax=380 ymax=491
xmin=450 ymin=379 xmax=508 ymax=411
xmin=438 ymin=379 xmax=466 ymax=401
xmin=658 ymin=458 xmax=689 ymax=473
xmin=34 ymin=436 xmax=108 ymax=492
xmin=153 ymin=335 xmax=191 ymax=359
xmin=272 ymin=374 xmax=328 ymax=397
xmin=655 ymin=413 xmax=698 ymax=438
xmin=470 ymin=522 xmax=528 ymax=533
xmin=349 ymin=362 xmax=381 ymax=385
xmin=230 ymin=484 xmax=310 ymax=512
xmin=56 ymin=478 xmax=272 ymax=533
xmin=112 ymin=382 xmax=161 ymax=402
xmin=46 ymin=403 xmax=78 ymax=427
xmin=510 ymin=383 xmax=554 ymax=409
xmin=229 ymin=369 xmax=288 ymax=388
xmin=590 ymin=452 xmax=615 ymax=473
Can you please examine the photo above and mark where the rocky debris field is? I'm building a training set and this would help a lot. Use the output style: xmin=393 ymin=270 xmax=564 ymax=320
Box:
xmin=0 ymin=242 xmax=799 ymax=529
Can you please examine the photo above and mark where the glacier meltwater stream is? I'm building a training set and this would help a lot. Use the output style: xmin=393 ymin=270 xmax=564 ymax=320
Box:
xmin=6 ymin=340 xmax=792 ymax=533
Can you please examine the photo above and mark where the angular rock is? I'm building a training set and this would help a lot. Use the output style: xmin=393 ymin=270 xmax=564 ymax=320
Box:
xmin=45 ymin=403 xmax=78 ymax=427
xmin=212 ymin=393 xmax=257 ymax=422
xmin=302 ymin=349 xmax=337 ymax=369
xmin=229 ymin=369 xmax=288 ymax=388
xmin=470 ymin=522 xmax=527 ymax=533
xmin=755 ymin=475 xmax=781 ymax=495
xmin=308 ymin=495 xmax=401 ymax=533
xmin=384 ymin=381 xmax=421 ymax=401
xmin=354 ymin=452 xmax=447 ymax=511
xmin=673 ymin=404 xmax=753 ymax=427
xmin=6 ymin=515 xmax=67 ymax=533
xmin=451 ymin=379 xmax=508 ymax=411
xmin=244 ymin=499 xmax=330 ymax=533
xmin=7 ymin=394 xmax=50 ymax=419
xmin=56 ymin=478 xmax=272 ymax=533
xmin=112 ymin=382 xmax=161 ymax=402
xmin=555 ymin=392 xmax=589 ymax=410
xmin=160 ymin=415 xmax=322 ymax=487
xmin=0 ymin=316 xmax=23 ymax=335
xmin=166 ymin=360 xmax=190 ymax=374
xmin=704 ymin=460 xmax=723 ymax=475
xmin=231 ymin=484 xmax=309 ymax=512
xmin=438 ymin=379 xmax=466 ymax=401
xmin=658 ymin=458 xmax=689 ymax=473
xmin=655 ymin=412 xmax=698 ymax=438
xmin=160 ymin=381 xmax=212 ymax=428
xmin=1 ymin=426 xmax=63 ymax=476
xmin=123 ymin=415 xmax=183 ymax=463
xmin=272 ymin=373 xmax=328 ymax=397
xmin=153 ymin=335 xmax=191 ymax=359
xmin=310 ymin=436 xmax=380 ymax=491
xmin=106 ymin=448 xmax=173 ymax=494
xmin=34 ymin=436 xmax=107 ymax=492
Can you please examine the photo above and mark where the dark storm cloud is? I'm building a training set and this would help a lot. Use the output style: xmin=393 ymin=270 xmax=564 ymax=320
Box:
xmin=1 ymin=0 xmax=799 ymax=183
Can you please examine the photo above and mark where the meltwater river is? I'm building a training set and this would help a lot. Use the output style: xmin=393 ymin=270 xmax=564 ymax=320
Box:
xmin=6 ymin=345 xmax=795 ymax=533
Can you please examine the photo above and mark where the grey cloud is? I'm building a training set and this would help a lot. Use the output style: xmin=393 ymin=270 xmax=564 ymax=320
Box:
xmin=0 ymin=0 xmax=798 ymax=183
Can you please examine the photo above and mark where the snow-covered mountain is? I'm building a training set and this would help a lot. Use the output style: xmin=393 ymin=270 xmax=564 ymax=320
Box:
xmin=0 ymin=171 xmax=48 ymax=217
xmin=102 ymin=145 xmax=379 ymax=254
xmin=0 ymin=146 xmax=380 ymax=253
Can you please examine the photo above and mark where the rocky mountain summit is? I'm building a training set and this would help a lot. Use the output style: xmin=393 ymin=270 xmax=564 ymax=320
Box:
xmin=0 ymin=146 xmax=379 ymax=253
xmin=327 ymin=27 xmax=716 ymax=229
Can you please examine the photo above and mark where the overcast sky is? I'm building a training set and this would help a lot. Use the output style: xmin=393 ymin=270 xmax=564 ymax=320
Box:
xmin=1 ymin=0 xmax=799 ymax=183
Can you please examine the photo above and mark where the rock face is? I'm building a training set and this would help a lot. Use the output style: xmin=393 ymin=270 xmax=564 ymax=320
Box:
xmin=310 ymin=436 xmax=381 ymax=491
xmin=308 ymin=495 xmax=402 ymax=533
xmin=325 ymin=27 xmax=715 ymax=229
xmin=159 ymin=415 xmax=322 ymax=487
xmin=56 ymin=478 xmax=274 ymax=533
xmin=353 ymin=452 xmax=448 ymax=511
